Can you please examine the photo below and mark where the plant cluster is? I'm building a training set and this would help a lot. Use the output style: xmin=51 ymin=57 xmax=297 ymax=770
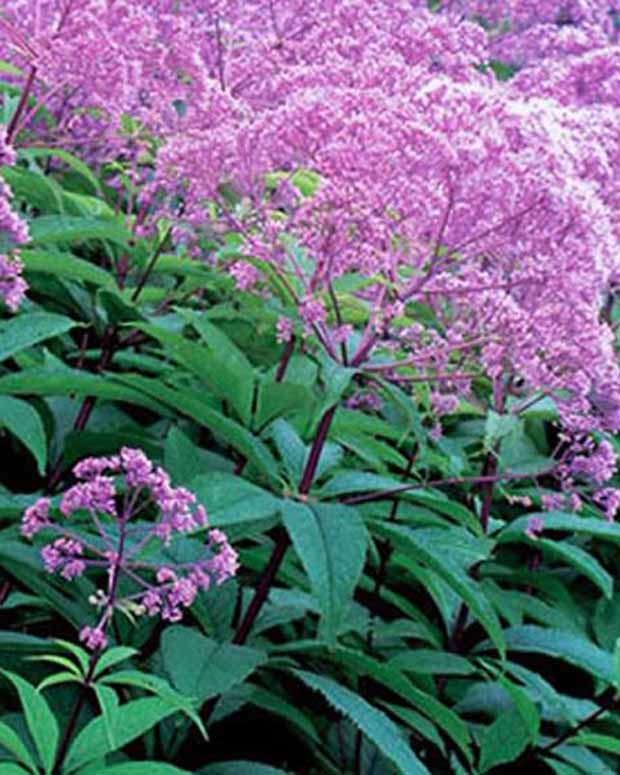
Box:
xmin=1 ymin=1 xmax=620 ymax=773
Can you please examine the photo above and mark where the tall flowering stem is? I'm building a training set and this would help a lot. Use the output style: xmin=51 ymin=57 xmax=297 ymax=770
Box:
xmin=23 ymin=447 xmax=238 ymax=774
xmin=233 ymin=405 xmax=338 ymax=645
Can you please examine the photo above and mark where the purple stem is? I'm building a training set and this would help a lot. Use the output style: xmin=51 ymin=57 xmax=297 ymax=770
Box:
xmin=232 ymin=405 xmax=337 ymax=646
xmin=6 ymin=65 xmax=37 ymax=144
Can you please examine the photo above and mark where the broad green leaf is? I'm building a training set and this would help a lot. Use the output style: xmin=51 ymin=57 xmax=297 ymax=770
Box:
xmin=0 ymin=396 xmax=47 ymax=474
xmin=535 ymin=538 xmax=613 ymax=599
xmin=249 ymin=686 xmax=319 ymax=744
xmin=93 ymin=646 xmax=138 ymax=678
xmin=1 ymin=669 xmax=59 ymax=774
xmin=19 ymin=148 xmax=102 ymax=195
xmin=282 ymin=501 xmax=367 ymax=643
xmin=293 ymin=670 xmax=430 ymax=775
xmin=164 ymin=426 xmax=234 ymax=485
xmin=64 ymin=697 xmax=177 ymax=771
xmin=0 ymin=312 xmax=78 ymax=363
xmin=269 ymin=420 xmax=306 ymax=484
xmin=496 ymin=676 xmax=540 ymax=742
xmin=99 ymin=669 xmax=207 ymax=739
xmin=92 ymin=684 xmax=119 ymax=749
xmin=0 ymin=719 xmax=37 ymax=773
xmin=254 ymin=379 xmax=313 ymax=430
xmin=135 ymin=322 xmax=254 ymax=425
xmin=381 ymin=703 xmax=447 ymax=755
xmin=161 ymin=626 xmax=266 ymax=705
xmin=38 ymin=671 xmax=81 ymax=691
xmin=484 ymin=411 xmax=520 ymax=449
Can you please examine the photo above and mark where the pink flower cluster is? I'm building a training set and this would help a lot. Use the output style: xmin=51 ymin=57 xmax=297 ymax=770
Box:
xmin=4 ymin=1 xmax=620 ymax=517
xmin=21 ymin=448 xmax=238 ymax=650
xmin=0 ymin=130 xmax=28 ymax=312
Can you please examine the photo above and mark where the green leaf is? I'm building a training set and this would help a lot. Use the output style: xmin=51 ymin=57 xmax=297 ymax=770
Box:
xmin=19 ymin=148 xmax=102 ymax=195
xmin=1 ymin=669 xmax=59 ymax=774
xmin=0 ymin=719 xmax=37 ymax=773
xmin=164 ymin=426 xmax=234 ymax=484
xmin=484 ymin=411 xmax=520 ymax=449
xmin=135 ymin=322 xmax=255 ymax=426
xmin=0 ymin=312 xmax=78 ymax=363
xmin=20 ymin=250 xmax=115 ymax=288
xmin=92 ymin=684 xmax=119 ymax=749
xmin=37 ymin=671 xmax=81 ymax=691
xmin=92 ymin=646 xmax=138 ymax=678
xmin=249 ymin=686 xmax=319 ymax=744
xmin=535 ymin=538 xmax=613 ymax=599
xmin=161 ymin=626 xmax=266 ymax=705
xmin=254 ymin=379 xmax=313 ymax=430
xmin=573 ymin=733 xmax=620 ymax=755
xmin=331 ymin=648 xmax=472 ymax=760
xmin=0 ymin=396 xmax=47 ymax=474
xmin=492 ymin=626 xmax=615 ymax=683
xmin=99 ymin=669 xmax=207 ymax=740
xmin=479 ymin=705 xmax=532 ymax=773
xmin=375 ymin=523 xmax=504 ymax=655
xmin=29 ymin=215 xmax=130 ymax=246
xmin=198 ymin=764 xmax=291 ymax=775
xmin=0 ymin=368 xmax=165 ymax=414
xmin=499 ymin=512 xmax=620 ymax=544
xmin=64 ymin=697 xmax=177 ymax=771
xmin=79 ymin=764 xmax=191 ymax=775
xmin=117 ymin=375 xmax=279 ymax=483
xmin=190 ymin=472 xmax=280 ymax=527
xmin=292 ymin=670 xmax=430 ymax=775
xmin=282 ymin=501 xmax=367 ymax=643
xmin=269 ymin=420 xmax=306 ymax=484
xmin=388 ymin=650 xmax=475 ymax=676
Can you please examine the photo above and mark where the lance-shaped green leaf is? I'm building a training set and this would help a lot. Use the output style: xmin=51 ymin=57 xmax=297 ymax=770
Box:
xmin=292 ymin=670 xmax=430 ymax=775
xmin=1 ymin=670 xmax=59 ymax=775
xmin=374 ymin=522 xmax=504 ymax=655
xmin=282 ymin=501 xmax=367 ymax=643
xmin=0 ymin=312 xmax=78 ymax=363
xmin=0 ymin=719 xmax=37 ymax=773
xmin=0 ymin=396 xmax=47 ymax=474
xmin=64 ymin=697 xmax=177 ymax=771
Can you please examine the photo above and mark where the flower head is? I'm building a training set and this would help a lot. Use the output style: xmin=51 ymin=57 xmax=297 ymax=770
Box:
xmin=21 ymin=448 xmax=237 ymax=650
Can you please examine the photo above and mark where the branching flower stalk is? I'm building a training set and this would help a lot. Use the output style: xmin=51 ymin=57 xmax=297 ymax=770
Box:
xmin=23 ymin=447 xmax=238 ymax=773
xmin=29 ymin=448 xmax=239 ymax=649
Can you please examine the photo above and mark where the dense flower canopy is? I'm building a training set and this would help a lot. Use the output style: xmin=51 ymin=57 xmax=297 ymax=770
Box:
xmin=3 ymin=0 xmax=620 ymax=490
